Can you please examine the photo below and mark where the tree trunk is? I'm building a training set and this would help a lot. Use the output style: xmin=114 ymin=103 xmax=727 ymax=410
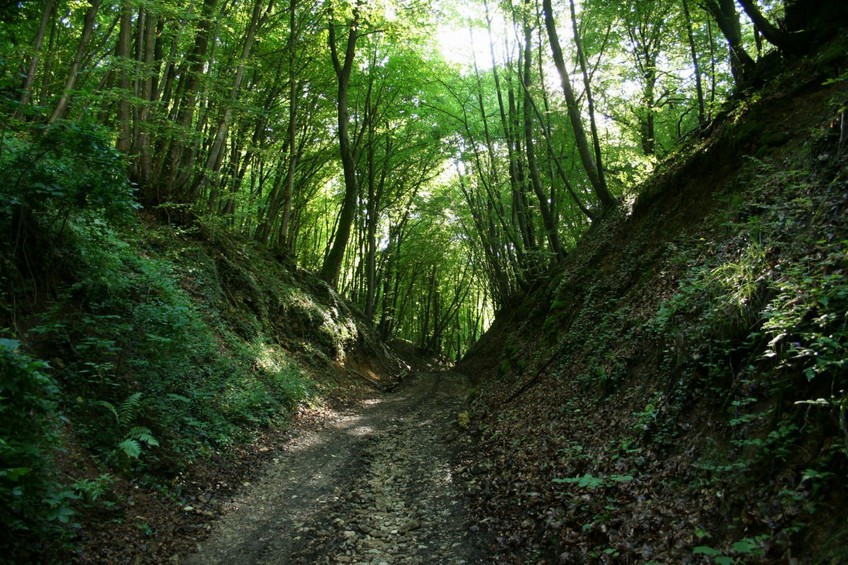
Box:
xmin=703 ymin=0 xmax=755 ymax=88
xmin=364 ymin=137 xmax=377 ymax=320
xmin=528 ymin=6 xmax=594 ymax=221
xmin=682 ymin=0 xmax=706 ymax=126
xmin=640 ymin=65 xmax=657 ymax=155
xmin=364 ymin=131 xmax=390 ymax=321
xmin=468 ymin=51 xmax=526 ymax=264
xmin=378 ymin=221 xmax=408 ymax=340
xmin=426 ymin=263 xmax=472 ymax=353
xmin=132 ymin=8 xmax=158 ymax=187
xmin=542 ymin=0 xmax=616 ymax=211
xmin=164 ymin=0 xmax=218 ymax=202
xmin=116 ymin=1 xmax=133 ymax=153
xmin=48 ymin=0 xmax=103 ymax=124
xmin=485 ymin=0 xmax=535 ymax=257
xmin=521 ymin=2 xmax=564 ymax=259
xmin=568 ymin=0 xmax=610 ymax=191
xmin=280 ymin=0 xmax=300 ymax=252
xmin=736 ymin=0 xmax=807 ymax=54
xmin=508 ymin=87 xmax=536 ymax=254
xmin=18 ymin=0 xmax=55 ymax=110
xmin=320 ymin=3 xmax=361 ymax=287
xmin=197 ymin=0 xmax=267 ymax=205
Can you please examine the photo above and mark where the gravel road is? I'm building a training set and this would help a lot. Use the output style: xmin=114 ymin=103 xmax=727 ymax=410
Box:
xmin=183 ymin=371 xmax=485 ymax=564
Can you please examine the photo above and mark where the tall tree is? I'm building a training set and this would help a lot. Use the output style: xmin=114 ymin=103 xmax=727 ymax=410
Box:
xmin=542 ymin=0 xmax=616 ymax=212
xmin=320 ymin=1 xmax=362 ymax=286
xmin=115 ymin=0 xmax=133 ymax=153
xmin=518 ymin=0 xmax=563 ymax=259
xmin=682 ymin=0 xmax=706 ymax=126
xmin=162 ymin=0 xmax=219 ymax=203
xmin=618 ymin=0 xmax=673 ymax=156
xmin=702 ymin=0 xmax=755 ymax=88
xmin=735 ymin=0 xmax=807 ymax=55
xmin=279 ymin=0 xmax=302 ymax=251
xmin=17 ymin=0 xmax=54 ymax=110
xmin=48 ymin=0 xmax=103 ymax=124
xmin=199 ymin=0 xmax=269 ymax=208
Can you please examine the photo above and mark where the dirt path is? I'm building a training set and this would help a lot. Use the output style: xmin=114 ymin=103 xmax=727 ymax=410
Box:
xmin=183 ymin=371 xmax=485 ymax=564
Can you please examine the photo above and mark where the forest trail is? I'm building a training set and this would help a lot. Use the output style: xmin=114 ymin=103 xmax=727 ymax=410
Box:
xmin=183 ymin=371 xmax=484 ymax=564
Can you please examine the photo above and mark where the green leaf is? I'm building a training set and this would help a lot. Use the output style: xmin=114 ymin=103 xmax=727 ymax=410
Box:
xmin=801 ymin=468 xmax=833 ymax=482
xmin=580 ymin=475 xmax=604 ymax=488
xmin=118 ymin=392 xmax=143 ymax=425
xmin=2 ymin=467 xmax=32 ymax=481
xmin=50 ymin=505 xmax=76 ymax=524
xmin=553 ymin=473 xmax=605 ymax=489
xmin=118 ymin=438 xmax=141 ymax=458
xmin=693 ymin=546 xmax=722 ymax=556
xmin=94 ymin=400 xmax=120 ymax=423
xmin=127 ymin=426 xmax=159 ymax=447
xmin=731 ymin=539 xmax=759 ymax=554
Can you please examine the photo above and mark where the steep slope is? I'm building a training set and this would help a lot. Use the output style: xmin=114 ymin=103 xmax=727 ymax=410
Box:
xmin=457 ymin=42 xmax=848 ymax=562
xmin=0 ymin=197 xmax=403 ymax=559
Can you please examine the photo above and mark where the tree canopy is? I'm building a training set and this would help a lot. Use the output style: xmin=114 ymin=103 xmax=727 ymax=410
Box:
xmin=2 ymin=0 xmax=839 ymax=358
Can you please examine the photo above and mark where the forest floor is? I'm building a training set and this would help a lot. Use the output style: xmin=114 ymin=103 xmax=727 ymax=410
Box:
xmin=178 ymin=370 xmax=487 ymax=564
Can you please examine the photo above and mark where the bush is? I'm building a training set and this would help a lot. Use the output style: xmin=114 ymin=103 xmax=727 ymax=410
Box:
xmin=0 ymin=120 xmax=137 ymax=228
xmin=0 ymin=339 xmax=73 ymax=555
xmin=28 ymin=217 xmax=317 ymax=475
xmin=1 ymin=119 xmax=139 ymax=330
xmin=0 ymin=117 xmax=322 ymax=559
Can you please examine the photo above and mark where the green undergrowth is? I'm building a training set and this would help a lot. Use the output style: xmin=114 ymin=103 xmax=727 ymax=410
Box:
xmin=462 ymin=71 xmax=848 ymax=561
xmin=644 ymin=140 xmax=848 ymax=560
xmin=0 ymin=120 xmax=369 ymax=558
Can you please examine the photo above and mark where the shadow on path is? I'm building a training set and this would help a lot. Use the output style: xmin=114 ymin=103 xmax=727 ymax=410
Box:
xmin=184 ymin=371 xmax=484 ymax=564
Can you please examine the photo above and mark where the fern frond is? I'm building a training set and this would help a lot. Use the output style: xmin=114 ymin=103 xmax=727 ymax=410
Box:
xmin=118 ymin=392 xmax=143 ymax=425
xmin=117 ymin=438 xmax=141 ymax=458
xmin=93 ymin=400 xmax=119 ymax=424
xmin=126 ymin=426 xmax=159 ymax=447
xmin=166 ymin=393 xmax=191 ymax=404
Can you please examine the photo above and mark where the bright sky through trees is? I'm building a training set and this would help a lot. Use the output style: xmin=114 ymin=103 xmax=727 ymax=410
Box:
xmin=0 ymin=0 xmax=780 ymax=361
xmin=435 ymin=1 xmax=508 ymax=70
